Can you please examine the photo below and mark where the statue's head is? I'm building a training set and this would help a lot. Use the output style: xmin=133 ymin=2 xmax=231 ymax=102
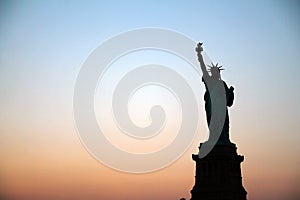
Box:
xmin=208 ymin=63 xmax=224 ymax=80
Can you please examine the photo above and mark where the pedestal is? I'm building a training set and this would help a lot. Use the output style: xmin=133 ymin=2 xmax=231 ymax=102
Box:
xmin=190 ymin=143 xmax=247 ymax=200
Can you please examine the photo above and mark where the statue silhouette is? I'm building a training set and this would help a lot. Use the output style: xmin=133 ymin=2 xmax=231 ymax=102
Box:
xmin=190 ymin=43 xmax=247 ymax=200
xmin=195 ymin=43 xmax=234 ymax=145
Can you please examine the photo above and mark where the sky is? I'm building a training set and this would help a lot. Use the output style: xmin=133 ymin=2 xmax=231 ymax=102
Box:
xmin=1 ymin=0 xmax=300 ymax=199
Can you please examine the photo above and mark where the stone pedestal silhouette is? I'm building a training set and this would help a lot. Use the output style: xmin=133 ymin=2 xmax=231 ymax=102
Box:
xmin=190 ymin=143 xmax=247 ymax=200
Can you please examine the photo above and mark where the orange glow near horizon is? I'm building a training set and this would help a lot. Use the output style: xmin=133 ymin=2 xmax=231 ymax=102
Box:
xmin=1 ymin=121 xmax=300 ymax=199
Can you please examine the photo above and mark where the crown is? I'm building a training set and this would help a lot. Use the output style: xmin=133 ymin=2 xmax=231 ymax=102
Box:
xmin=207 ymin=62 xmax=224 ymax=72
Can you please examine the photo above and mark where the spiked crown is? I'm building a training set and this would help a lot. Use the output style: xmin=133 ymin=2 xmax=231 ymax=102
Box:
xmin=207 ymin=62 xmax=224 ymax=75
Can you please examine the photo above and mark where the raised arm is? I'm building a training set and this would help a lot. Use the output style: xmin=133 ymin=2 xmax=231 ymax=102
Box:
xmin=195 ymin=42 xmax=209 ymax=78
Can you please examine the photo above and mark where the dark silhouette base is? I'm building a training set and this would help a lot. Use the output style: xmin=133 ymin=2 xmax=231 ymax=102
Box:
xmin=190 ymin=142 xmax=247 ymax=200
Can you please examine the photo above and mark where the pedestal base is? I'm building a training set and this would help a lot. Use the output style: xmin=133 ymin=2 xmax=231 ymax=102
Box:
xmin=190 ymin=143 xmax=247 ymax=200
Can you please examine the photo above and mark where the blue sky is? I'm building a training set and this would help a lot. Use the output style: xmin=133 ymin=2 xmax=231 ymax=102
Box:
xmin=1 ymin=0 xmax=299 ymax=138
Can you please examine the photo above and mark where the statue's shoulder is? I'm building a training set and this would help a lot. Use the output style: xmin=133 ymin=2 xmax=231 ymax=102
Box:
xmin=222 ymin=80 xmax=229 ymax=89
xmin=202 ymin=75 xmax=213 ymax=83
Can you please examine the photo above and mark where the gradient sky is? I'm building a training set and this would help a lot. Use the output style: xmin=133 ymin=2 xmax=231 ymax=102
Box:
xmin=1 ymin=1 xmax=300 ymax=199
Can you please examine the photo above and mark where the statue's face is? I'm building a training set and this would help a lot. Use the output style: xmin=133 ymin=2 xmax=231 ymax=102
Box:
xmin=211 ymin=70 xmax=221 ymax=79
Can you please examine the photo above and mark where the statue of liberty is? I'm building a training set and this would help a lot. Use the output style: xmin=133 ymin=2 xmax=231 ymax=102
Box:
xmin=191 ymin=43 xmax=247 ymax=200
xmin=195 ymin=43 xmax=235 ymax=146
